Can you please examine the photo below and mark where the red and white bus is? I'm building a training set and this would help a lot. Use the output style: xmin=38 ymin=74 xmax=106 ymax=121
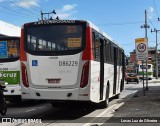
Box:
xmin=20 ymin=20 xmax=125 ymax=108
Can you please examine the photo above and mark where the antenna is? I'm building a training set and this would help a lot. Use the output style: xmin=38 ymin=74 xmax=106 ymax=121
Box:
xmin=40 ymin=9 xmax=57 ymax=20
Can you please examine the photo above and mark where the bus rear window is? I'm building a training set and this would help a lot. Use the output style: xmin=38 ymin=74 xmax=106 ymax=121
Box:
xmin=0 ymin=40 xmax=19 ymax=60
xmin=26 ymin=25 xmax=84 ymax=55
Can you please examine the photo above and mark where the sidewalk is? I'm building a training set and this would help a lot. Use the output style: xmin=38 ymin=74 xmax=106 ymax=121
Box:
xmin=149 ymin=78 xmax=160 ymax=83
xmin=103 ymin=78 xmax=160 ymax=125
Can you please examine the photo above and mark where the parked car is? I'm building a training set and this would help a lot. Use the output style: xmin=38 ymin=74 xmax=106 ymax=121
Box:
xmin=126 ymin=73 xmax=139 ymax=84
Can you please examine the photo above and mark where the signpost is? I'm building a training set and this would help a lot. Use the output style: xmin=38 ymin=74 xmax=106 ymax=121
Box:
xmin=135 ymin=38 xmax=148 ymax=96
xmin=135 ymin=38 xmax=148 ymax=61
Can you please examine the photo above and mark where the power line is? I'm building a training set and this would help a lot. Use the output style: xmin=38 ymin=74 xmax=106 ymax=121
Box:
xmin=0 ymin=5 xmax=34 ymax=17
xmin=147 ymin=16 xmax=155 ymax=28
xmin=97 ymin=21 xmax=144 ymax=26
xmin=20 ymin=0 xmax=50 ymax=12
xmin=20 ymin=0 xmax=40 ymax=12
xmin=0 ymin=9 xmax=20 ymax=16
xmin=97 ymin=20 xmax=159 ymax=27
xmin=152 ymin=0 xmax=160 ymax=18
xmin=7 ymin=0 xmax=39 ymax=17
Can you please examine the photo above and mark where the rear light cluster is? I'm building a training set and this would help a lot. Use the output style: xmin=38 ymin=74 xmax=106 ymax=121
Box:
xmin=21 ymin=62 xmax=29 ymax=88
xmin=80 ymin=61 xmax=89 ymax=88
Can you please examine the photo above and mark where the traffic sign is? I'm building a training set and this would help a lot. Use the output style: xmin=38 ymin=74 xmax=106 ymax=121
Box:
xmin=137 ymin=43 xmax=146 ymax=53
xmin=135 ymin=38 xmax=148 ymax=61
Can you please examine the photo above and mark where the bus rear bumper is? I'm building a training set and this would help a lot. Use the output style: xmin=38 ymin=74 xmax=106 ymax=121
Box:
xmin=21 ymin=87 xmax=90 ymax=101
xmin=4 ymin=85 xmax=21 ymax=96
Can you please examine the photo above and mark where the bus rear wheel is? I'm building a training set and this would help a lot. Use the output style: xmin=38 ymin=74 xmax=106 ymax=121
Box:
xmin=99 ymin=85 xmax=109 ymax=108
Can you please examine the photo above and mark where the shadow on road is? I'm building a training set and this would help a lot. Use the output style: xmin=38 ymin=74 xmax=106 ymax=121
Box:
xmin=6 ymin=100 xmax=47 ymax=108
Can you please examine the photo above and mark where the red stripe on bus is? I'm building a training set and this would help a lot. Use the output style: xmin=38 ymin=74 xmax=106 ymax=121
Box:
xmin=82 ymin=27 xmax=94 ymax=60
xmin=20 ymin=28 xmax=27 ymax=61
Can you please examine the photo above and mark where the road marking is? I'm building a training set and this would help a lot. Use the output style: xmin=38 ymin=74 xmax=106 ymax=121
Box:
xmin=83 ymin=104 xmax=117 ymax=126
xmin=25 ymin=108 xmax=35 ymax=112
xmin=36 ymin=106 xmax=47 ymax=109
xmin=83 ymin=90 xmax=140 ymax=126
xmin=25 ymin=106 xmax=47 ymax=113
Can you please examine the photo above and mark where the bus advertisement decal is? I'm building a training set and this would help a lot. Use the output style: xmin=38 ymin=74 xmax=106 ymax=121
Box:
xmin=0 ymin=71 xmax=20 ymax=84
xmin=0 ymin=41 xmax=8 ymax=59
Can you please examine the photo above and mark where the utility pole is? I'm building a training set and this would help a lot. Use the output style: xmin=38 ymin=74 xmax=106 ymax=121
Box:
xmin=151 ymin=28 xmax=160 ymax=79
xmin=141 ymin=10 xmax=150 ymax=91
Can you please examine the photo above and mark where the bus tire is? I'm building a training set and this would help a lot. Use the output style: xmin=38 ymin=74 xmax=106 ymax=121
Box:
xmin=99 ymin=84 xmax=109 ymax=108
xmin=120 ymin=79 xmax=124 ymax=92
xmin=115 ymin=94 xmax=120 ymax=99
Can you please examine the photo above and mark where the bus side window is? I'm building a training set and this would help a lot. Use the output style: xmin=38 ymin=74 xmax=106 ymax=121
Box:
xmin=109 ymin=42 xmax=112 ymax=62
xmin=117 ymin=48 xmax=122 ymax=66
xmin=104 ymin=40 xmax=107 ymax=63
xmin=92 ymin=31 xmax=100 ymax=61
xmin=94 ymin=34 xmax=100 ymax=61
xmin=92 ymin=32 xmax=95 ymax=59
xmin=105 ymin=40 xmax=110 ymax=62
xmin=120 ymin=49 xmax=122 ymax=65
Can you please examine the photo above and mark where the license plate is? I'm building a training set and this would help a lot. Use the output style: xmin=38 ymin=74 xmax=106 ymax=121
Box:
xmin=131 ymin=79 xmax=134 ymax=81
xmin=46 ymin=78 xmax=61 ymax=84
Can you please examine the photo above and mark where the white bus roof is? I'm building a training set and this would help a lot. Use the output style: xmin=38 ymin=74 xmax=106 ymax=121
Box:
xmin=0 ymin=20 xmax=20 ymax=37
xmin=87 ymin=21 xmax=122 ymax=49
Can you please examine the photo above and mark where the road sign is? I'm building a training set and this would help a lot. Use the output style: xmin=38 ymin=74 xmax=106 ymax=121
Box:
xmin=135 ymin=38 xmax=148 ymax=61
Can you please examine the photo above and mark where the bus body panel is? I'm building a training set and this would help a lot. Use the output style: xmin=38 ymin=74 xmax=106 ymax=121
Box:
xmin=22 ymin=60 xmax=91 ymax=101
xmin=90 ymin=61 xmax=100 ymax=103
xmin=0 ymin=60 xmax=21 ymax=96
xmin=117 ymin=65 xmax=122 ymax=93
xmin=27 ymin=87 xmax=80 ymax=100
xmin=27 ymin=53 xmax=81 ymax=88
xmin=90 ymin=60 xmax=122 ymax=103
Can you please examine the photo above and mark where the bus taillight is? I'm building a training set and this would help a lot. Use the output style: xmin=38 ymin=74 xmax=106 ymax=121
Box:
xmin=80 ymin=61 xmax=89 ymax=88
xmin=21 ymin=62 xmax=29 ymax=88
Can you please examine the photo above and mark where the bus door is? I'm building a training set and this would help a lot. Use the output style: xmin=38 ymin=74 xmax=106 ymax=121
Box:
xmin=113 ymin=47 xmax=117 ymax=94
xmin=100 ymin=38 xmax=104 ymax=100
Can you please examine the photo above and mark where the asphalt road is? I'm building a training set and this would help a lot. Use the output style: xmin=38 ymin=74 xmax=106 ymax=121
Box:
xmin=0 ymin=81 xmax=143 ymax=126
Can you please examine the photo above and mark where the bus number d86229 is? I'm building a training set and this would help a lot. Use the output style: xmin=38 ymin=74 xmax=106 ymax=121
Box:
xmin=59 ymin=61 xmax=78 ymax=66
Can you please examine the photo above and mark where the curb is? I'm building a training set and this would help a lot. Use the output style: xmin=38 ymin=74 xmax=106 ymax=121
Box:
xmin=149 ymin=81 xmax=160 ymax=83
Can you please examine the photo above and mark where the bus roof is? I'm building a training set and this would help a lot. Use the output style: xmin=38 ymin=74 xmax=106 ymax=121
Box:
xmin=23 ymin=19 xmax=124 ymax=50
xmin=87 ymin=21 xmax=123 ymax=50
xmin=87 ymin=21 xmax=113 ymax=41
xmin=0 ymin=20 xmax=20 ymax=37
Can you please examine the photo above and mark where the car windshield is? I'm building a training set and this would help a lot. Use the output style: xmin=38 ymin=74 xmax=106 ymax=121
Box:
xmin=127 ymin=73 xmax=137 ymax=77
